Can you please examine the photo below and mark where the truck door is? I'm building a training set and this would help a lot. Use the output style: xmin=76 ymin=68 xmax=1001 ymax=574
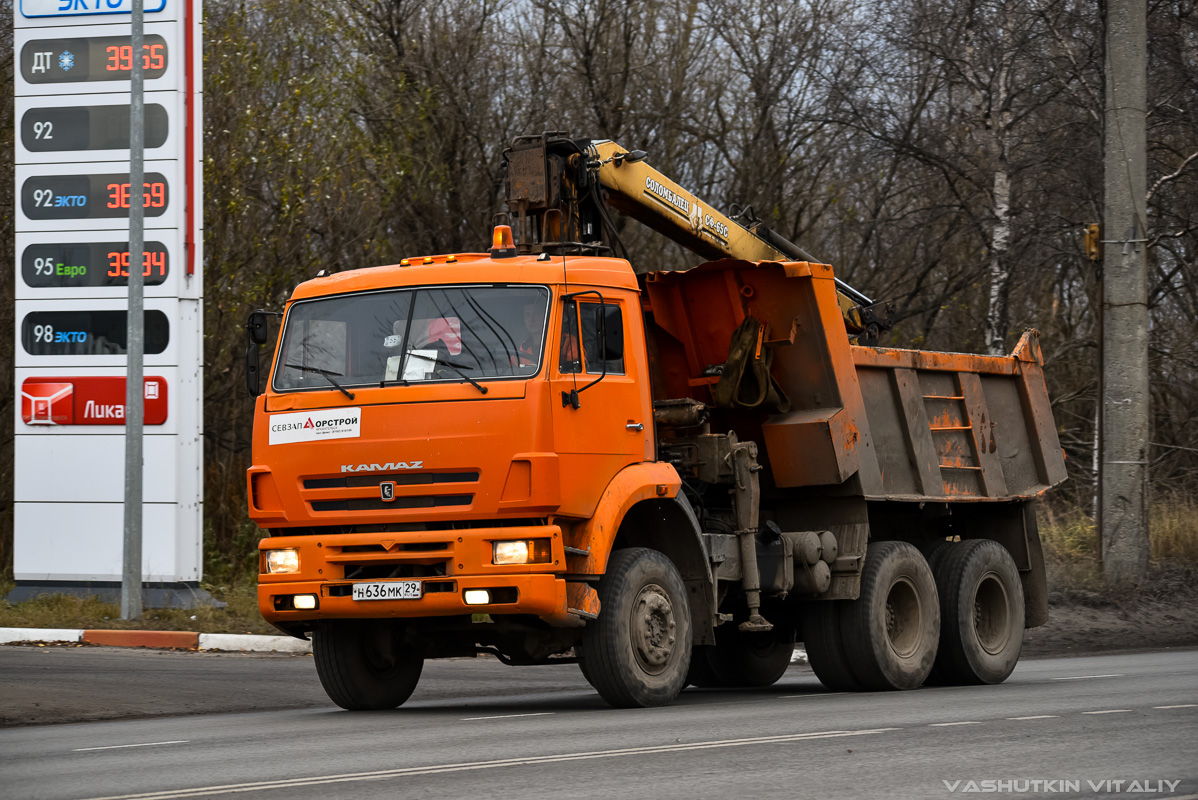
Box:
xmin=550 ymin=293 xmax=651 ymax=469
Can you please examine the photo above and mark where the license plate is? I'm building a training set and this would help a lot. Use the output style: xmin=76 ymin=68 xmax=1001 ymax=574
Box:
xmin=352 ymin=581 xmax=422 ymax=601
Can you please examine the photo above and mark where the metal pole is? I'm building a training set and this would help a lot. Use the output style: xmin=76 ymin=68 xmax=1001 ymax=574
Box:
xmin=1099 ymin=0 xmax=1150 ymax=584
xmin=122 ymin=0 xmax=146 ymax=620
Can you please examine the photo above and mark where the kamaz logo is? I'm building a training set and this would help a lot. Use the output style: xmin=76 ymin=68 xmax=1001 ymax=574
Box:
xmin=340 ymin=461 xmax=423 ymax=473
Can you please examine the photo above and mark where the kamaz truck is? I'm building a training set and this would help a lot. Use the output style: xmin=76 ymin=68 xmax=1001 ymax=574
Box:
xmin=246 ymin=134 xmax=1066 ymax=709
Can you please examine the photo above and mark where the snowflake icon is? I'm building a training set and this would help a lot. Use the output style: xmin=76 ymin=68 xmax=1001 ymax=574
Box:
xmin=58 ymin=50 xmax=75 ymax=71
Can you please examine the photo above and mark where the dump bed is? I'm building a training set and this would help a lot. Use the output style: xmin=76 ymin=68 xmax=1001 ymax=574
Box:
xmin=642 ymin=259 xmax=1068 ymax=502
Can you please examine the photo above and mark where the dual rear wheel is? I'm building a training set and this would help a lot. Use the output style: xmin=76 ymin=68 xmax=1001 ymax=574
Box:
xmin=803 ymin=539 xmax=1024 ymax=691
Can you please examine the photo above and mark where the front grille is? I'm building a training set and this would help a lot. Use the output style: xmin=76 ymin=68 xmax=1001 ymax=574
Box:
xmin=272 ymin=519 xmax=548 ymax=536
xmin=304 ymin=472 xmax=479 ymax=490
xmin=343 ymin=562 xmax=448 ymax=581
xmin=311 ymin=494 xmax=473 ymax=512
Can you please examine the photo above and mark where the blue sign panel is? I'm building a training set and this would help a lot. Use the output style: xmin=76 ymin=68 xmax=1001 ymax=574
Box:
xmin=20 ymin=0 xmax=167 ymax=18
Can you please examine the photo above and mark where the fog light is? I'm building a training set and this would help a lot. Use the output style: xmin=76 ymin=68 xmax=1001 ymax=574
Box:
xmin=265 ymin=549 xmax=300 ymax=574
xmin=493 ymin=540 xmax=529 ymax=565
xmin=293 ymin=594 xmax=318 ymax=610
xmin=464 ymin=589 xmax=491 ymax=605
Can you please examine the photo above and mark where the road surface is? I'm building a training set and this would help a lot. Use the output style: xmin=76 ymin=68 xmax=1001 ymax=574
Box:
xmin=0 ymin=648 xmax=1195 ymax=799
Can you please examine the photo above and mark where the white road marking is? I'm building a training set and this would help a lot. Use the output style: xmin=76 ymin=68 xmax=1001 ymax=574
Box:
xmin=73 ymin=741 xmax=189 ymax=753
xmin=1050 ymin=674 xmax=1123 ymax=681
xmin=461 ymin=712 xmax=554 ymax=721
xmin=1007 ymin=715 xmax=1059 ymax=720
xmin=79 ymin=727 xmax=901 ymax=800
xmin=928 ymin=721 xmax=982 ymax=727
xmin=1153 ymin=704 xmax=1197 ymax=709
xmin=1081 ymin=709 xmax=1132 ymax=715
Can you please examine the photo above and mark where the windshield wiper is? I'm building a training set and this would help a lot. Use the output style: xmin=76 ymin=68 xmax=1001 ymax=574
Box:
xmin=284 ymin=363 xmax=356 ymax=400
xmin=403 ymin=351 xmax=488 ymax=394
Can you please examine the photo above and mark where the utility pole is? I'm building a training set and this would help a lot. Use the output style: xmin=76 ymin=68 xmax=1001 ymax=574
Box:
xmin=1099 ymin=0 xmax=1150 ymax=583
xmin=122 ymin=0 xmax=146 ymax=620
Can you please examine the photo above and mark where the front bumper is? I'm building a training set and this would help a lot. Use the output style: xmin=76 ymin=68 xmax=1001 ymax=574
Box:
xmin=257 ymin=524 xmax=571 ymax=626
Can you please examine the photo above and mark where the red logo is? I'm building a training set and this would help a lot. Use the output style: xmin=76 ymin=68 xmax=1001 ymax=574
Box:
xmin=21 ymin=382 xmax=74 ymax=425
xmin=20 ymin=377 xmax=169 ymax=426
xmin=304 ymin=418 xmax=314 ymax=428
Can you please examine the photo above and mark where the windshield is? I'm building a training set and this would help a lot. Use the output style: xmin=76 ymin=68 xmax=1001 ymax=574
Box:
xmin=272 ymin=285 xmax=550 ymax=392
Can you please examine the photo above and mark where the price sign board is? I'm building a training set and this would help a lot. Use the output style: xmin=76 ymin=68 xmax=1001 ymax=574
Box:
xmin=11 ymin=0 xmax=205 ymax=601
xmin=21 ymin=102 xmax=169 ymax=152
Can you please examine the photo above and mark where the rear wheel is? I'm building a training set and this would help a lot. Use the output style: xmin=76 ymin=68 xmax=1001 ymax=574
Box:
xmin=839 ymin=541 xmax=939 ymax=691
xmin=313 ymin=620 xmax=423 ymax=710
xmin=708 ymin=627 xmax=796 ymax=688
xmin=801 ymin=600 xmax=863 ymax=691
xmin=930 ymin=539 xmax=1024 ymax=685
xmin=685 ymin=646 xmax=726 ymax=688
xmin=582 ymin=548 xmax=692 ymax=708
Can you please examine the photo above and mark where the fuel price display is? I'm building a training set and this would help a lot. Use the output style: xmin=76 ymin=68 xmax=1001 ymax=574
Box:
xmin=21 ymin=172 xmax=168 ymax=220
xmin=21 ymin=310 xmax=170 ymax=356
xmin=21 ymin=35 xmax=168 ymax=83
xmin=22 ymin=104 xmax=168 ymax=152
xmin=22 ymin=241 xmax=169 ymax=288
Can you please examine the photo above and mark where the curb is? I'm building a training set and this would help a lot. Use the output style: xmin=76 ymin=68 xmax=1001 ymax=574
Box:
xmin=0 ymin=627 xmax=311 ymax=653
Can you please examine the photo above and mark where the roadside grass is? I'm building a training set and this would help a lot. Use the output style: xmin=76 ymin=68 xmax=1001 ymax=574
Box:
xmin=0 ymin=578 xmax=274 ymax=635
xmin=1039 ymin=500 xmax=1198 ymax=599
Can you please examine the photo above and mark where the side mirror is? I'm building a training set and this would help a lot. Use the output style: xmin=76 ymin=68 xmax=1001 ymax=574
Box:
xmin=247 ymin=310 xmax=271 ymax=345
xmin=245 ymin=309 xmax=280 ymax=398
xmin=245 ymin=344 xmax=261 ymax=397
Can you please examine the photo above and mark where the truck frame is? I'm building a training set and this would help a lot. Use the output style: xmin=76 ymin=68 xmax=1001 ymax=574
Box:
xmin=246 ymin=134 xmax=1066 ymax=709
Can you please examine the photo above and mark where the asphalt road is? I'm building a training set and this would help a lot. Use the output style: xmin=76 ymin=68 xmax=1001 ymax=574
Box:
xmin=0 ymin=648 xmax=1195 ymax=800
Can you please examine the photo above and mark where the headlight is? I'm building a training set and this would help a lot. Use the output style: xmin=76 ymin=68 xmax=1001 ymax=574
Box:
xmin=492 ymin=539 xmax=552 ymax=565
xmin=265 ymin=549 xmax=300 ymax=574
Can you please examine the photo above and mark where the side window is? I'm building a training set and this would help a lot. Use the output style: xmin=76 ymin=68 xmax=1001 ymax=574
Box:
xmin=580 ymin=303 xmax=625 ymax=375
xmin=558 ymin=303 xmax=581 ymax=374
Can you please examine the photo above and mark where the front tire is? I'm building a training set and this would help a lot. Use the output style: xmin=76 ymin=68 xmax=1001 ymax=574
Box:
xmin=582 ymin=548 xmax=692 ymax=708
xmin=930 ymin=539 xmax=1025 ymax=685
xmin=839 ymin=541 xmax=939 ymax=691
xmin=313 ymin=620 xmax=423 ymax=710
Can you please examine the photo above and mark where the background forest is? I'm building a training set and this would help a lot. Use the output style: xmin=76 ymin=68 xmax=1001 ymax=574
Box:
xmin=1 ymin=0 xmax=1196 ymax=585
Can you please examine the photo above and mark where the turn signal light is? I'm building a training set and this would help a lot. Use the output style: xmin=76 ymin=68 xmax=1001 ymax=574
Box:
xmin=490 ymin=225 xmax=517 ymax=258
xmin=492 ymin=539 xmax=552 ymax=565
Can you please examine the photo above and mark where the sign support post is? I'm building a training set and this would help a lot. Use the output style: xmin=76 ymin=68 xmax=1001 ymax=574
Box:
xmin=121 ymin=0 xmax=145 ymax=621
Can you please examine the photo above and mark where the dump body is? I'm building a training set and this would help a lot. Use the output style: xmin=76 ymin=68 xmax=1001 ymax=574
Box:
xmin=642 ymin=258 xmax=1067 ymax=503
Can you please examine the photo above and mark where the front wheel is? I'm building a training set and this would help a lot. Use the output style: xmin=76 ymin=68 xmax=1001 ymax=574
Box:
xmin=582 ymin=548 xmax=692 ymax=708
xmin=313 ymin=620 xmax=423 ymax=710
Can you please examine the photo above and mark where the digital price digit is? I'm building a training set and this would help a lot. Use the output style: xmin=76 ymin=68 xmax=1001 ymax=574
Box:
xmin=106 ymin=181 xmax=167 ymax=209
xmin=104 ymin=43 xmax=165 ymax=72
xmin=107 ymin=249 xmax=167 ymax=278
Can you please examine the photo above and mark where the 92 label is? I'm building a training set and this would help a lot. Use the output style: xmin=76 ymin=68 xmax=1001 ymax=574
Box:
xmin=21 ymin=173 xmax=169 ymax=220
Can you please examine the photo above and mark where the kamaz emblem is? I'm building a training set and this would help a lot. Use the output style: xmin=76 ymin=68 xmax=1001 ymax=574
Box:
xmin=380 ymin=482 xmax=396 ymax=502
xmin=341 ymin=461 xmax=423 ymax=473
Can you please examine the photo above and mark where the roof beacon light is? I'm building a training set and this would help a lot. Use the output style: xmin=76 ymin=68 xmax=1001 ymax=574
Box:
xmin=490 ymin=224 xmax=517 ymax=259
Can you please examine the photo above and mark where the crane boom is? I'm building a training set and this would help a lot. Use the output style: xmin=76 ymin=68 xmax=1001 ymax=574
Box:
xmin=502 ymin=134 xmax=892 ymax=341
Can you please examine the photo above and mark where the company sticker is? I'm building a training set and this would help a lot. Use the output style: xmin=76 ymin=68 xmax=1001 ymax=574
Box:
xmin=268 ymin=407 xmax=362 ymax=446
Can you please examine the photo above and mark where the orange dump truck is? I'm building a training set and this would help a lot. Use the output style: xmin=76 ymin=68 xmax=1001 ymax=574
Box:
xmin=246 ymin=136 xmax=1067 ymax=709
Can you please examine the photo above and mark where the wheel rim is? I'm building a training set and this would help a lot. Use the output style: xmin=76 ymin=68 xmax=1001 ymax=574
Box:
xmin=972 ymin=571 xmax=1011 ymax=655
xmin=631 ymin=582 xmax=677 ymax=675
xmin=884 ymin=576 xmax=923 ymax=658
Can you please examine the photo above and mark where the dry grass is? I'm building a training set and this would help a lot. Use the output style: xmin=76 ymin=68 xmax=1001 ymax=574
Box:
xmin=1038 ymin=500 xmax=1198 ymax=597
xmin=0 ymin=580 xmax=275 ymax=635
